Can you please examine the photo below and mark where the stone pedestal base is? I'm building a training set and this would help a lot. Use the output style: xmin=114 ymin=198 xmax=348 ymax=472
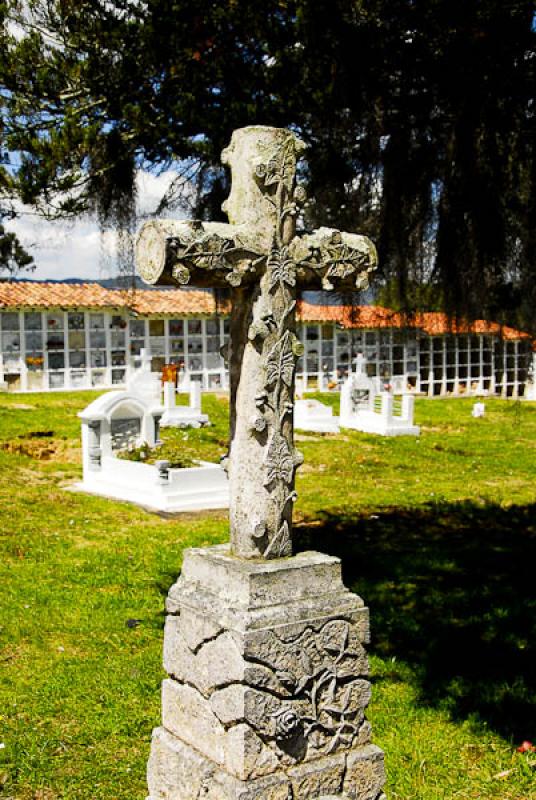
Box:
xmin=147 ymin=545 xmax=385 ymax=800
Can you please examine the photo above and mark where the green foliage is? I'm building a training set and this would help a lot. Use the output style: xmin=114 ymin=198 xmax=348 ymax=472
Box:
xmin=0 ymin=163 xmax=34 ymax=275
xmin=0 ymin=1 xmax=534 ymax=327
xmin=0 ymin=218 xmax=34 ymax=274
xmin=0 ymin=390 xmax=535 ymax=798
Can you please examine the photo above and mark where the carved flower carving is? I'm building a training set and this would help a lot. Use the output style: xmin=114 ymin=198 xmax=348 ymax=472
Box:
xmin=254 ymin=136 xmax=298 ymax=193
xmin=250 ymin=414 xmax=267 ymax=433
xmin=271 ymin=707 xmax=301 ymax=740
xmin=173 ymin=265 xmax=191 ymax=285
xmin=255 ymin=162 xmax=267 ymax=179
xmin=225 ymin=270 xmax=242 ymax=287
xmin=294 ymin=185 xmax=307 ymax=205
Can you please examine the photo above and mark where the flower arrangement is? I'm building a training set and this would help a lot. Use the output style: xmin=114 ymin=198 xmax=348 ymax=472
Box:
xmin=117 ymin=440 xmax=196 ymax=469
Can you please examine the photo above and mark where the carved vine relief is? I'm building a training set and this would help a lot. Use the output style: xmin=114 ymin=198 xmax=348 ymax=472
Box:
xmin=248 ymin=135 xmax=305 ymax=558
xmin=151 ymin=132 xmax=376 ymax=559
xmin=264 ymin=619 xmax=370 ymax=757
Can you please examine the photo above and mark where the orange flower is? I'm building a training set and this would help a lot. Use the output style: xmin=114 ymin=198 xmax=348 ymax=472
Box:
xmin=516 ymin=741 xmax=535 ymax=753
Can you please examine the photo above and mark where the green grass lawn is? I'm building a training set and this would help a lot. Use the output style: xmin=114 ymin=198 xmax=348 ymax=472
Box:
xmin=0 ymin=391 xmax=534 ymax=799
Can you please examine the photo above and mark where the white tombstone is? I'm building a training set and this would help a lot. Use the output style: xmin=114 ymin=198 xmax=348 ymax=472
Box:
xmin=294 ymin=398 xmax=340 ymax=433
xmin=74 ymin=383 xmax=227 ymax=513
xmin=340 ymin=355 xmax=420 ymax=436
xmin=472 ymin=402 xmax=486 ymax=418
xmin=160 ymin=380 xmax=209 ymax=428
xmin=295 ymin=375 xmax=306 ymax=398
xmin=177 ymin=367 xmax=191 ymax=391
xmin=525 ymin=353 xmax=536 ymax=400
xmin=0 ymin=355 xmax=7 ymax=392
xmin=78 ymin=388 xmax=164 ymax=477
xmin=340 ymin=353 xmax=375 ymax=422
xmin=127 ymin=348 xmax=161 ymax=404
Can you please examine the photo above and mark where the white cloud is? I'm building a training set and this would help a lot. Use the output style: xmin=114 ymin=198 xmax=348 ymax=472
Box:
xmin=4 ymin=167 xmax=187 ymax=281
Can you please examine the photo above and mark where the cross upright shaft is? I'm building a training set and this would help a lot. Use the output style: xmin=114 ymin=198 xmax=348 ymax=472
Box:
xmin=136 ymin=126 xmax=377 ymax=559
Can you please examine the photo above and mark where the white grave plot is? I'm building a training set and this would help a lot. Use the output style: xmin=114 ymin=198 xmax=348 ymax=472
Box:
xmin=160 ymin=380 xmax=210 ymax=428
xmin=74 ymin=383 xmax=228 ymax=513
xmin=294 ymin=398 xmax=340 ymax=433
xmin=340 ymin=354 xmax=420 ymax=436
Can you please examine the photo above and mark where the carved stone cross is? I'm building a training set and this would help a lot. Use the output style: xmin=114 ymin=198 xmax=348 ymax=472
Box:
xmin=136 ymin=126 xmax=377 ymax=560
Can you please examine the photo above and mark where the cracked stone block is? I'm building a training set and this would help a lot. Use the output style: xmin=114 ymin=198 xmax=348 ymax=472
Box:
xmin=148 ymin=727 xmax=384 ymax=800
xmin=288 ymin=754 xmax=345 ymax=796
xmin=163 ymin=618 xmax=244 ymax=695
xmin=147 ymin=545 xmax=385 ymax=799
xmin=343 ymin=746 xmax=386 ymax=800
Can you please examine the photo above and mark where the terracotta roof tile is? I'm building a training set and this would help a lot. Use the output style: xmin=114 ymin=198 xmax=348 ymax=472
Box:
xmin=297 ymin=302 xmax=405 ymax=329
xmin=122 ymin=288 xmax=221 ymax=316
xmin=0 ymin=282 xmax=117 ymax=309
xmin=0 ymin=282 xmax=222 ymax=317
xmin=0 ymin=282 xmax=531 ymax=341
xmin=296 ymin=301 xmax=531 ymax=341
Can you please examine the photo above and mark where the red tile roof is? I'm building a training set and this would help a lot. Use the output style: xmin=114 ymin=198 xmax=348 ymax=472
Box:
xmin=0 ymin=281 xmax=116 ymax=309
xmin=297 ymin=301 xmax=531 ymax=341
xmin=0 ymin=282 xmax=222 ymax=316
xmin=0 ymin=282 xmax=531 ymax=341
xmin=124 ymin=288 xmax=221 ymax=316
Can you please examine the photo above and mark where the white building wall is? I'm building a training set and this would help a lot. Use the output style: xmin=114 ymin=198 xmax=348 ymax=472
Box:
xmin=0 ymin=309 xmax=532 ymax=397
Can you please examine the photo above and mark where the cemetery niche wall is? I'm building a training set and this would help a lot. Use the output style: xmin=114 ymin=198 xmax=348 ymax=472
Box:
xmin=136 ymin=125 xmax=386 ymax=800
xmin=0 ymin=283 xmax=533 ymax=399
xmin=74 ymin=356 xmax=228 ymax=513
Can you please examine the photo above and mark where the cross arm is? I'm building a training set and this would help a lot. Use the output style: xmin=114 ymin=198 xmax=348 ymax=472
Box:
xmin=290 ymin=227 xmax=378 ymax=292
xmin=135 ymin=219 xmax=265 ymax=289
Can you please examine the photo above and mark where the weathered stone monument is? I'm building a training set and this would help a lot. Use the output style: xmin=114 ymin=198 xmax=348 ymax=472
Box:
xmin=136 ymin=126 xmax=385 ymax=799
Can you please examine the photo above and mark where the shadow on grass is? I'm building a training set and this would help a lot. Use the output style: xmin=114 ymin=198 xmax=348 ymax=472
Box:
xmin=295 ymin=501 xmax=536 ymax=742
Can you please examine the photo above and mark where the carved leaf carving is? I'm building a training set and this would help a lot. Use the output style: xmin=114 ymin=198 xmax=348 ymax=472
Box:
xmin=268 ymin=247 xmax=296 ymax=290
xmin=296 ymin=232 xmax=374 ymax=291
xmin=324 ymin=242 xmax=368 ymax=281
xmin=264 ymin=434 xmax=294 ymax=487
xmin=265 ymin=333 xmax=295 ymax=388
xmin=260 ymin=136 xmax=297 ymax=193
xmin=300 ymin=648 xmax=313 ymax=675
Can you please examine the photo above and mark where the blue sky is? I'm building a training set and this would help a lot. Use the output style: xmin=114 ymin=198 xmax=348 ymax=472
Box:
xmin=6 ymin=167 xmax=183 ymax=281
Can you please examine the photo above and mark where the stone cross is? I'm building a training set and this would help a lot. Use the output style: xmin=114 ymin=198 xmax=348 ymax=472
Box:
xmin=136 ymin=126 xmax=377 ymax=560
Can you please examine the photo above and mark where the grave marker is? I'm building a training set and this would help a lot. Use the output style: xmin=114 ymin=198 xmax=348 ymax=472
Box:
xmin=137 ymin=126 xmax=385 ymax=800
xmin=137 ymin=126 xmax=377 ymax=558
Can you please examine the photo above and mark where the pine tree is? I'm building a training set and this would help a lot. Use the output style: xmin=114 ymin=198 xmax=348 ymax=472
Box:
xmin=0 ymin=0 xmax=534 ymax=328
